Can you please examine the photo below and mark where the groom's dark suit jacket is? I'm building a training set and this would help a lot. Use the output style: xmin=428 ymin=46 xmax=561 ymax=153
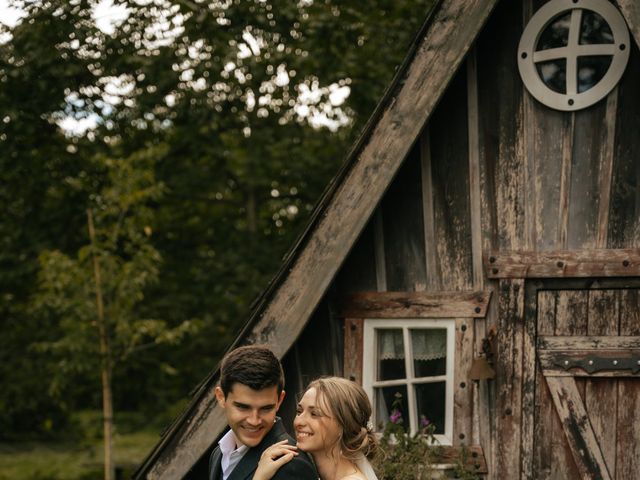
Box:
xmin=208 ymin=418 xmax=317 ymax=480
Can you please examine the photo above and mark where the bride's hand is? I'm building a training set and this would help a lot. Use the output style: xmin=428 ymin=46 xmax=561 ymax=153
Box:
xmin=253 ymin=440 xmax=298 ymax=480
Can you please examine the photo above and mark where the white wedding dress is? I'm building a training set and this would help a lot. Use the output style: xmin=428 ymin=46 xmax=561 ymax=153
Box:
xmin=355 ymin=457 xmax=379 ymax=480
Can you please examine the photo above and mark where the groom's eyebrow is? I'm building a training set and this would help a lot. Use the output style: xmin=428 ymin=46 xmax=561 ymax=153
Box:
xmin=233 ymin=400 xmax=277 ymax=410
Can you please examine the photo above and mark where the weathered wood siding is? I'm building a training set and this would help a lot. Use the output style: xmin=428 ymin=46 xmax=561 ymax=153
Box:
xmin=199 ymin=0 xmax=640 ymax=476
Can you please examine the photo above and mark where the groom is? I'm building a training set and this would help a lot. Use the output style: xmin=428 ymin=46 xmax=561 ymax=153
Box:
xmin=209 ymin=345 xmax=317 ymax=480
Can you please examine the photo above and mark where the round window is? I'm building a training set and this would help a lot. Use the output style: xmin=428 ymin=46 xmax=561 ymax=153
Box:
xmin=518 ymin=0 xmax=630 ymax=111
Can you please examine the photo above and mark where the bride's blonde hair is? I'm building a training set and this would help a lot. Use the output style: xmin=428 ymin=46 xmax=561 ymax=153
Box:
xmin=307 ymin=376 xmax=378 ymax=461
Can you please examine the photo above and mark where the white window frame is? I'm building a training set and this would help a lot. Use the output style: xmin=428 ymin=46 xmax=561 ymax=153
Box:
xmin=362 ymin=318 xmax=455 ymax=445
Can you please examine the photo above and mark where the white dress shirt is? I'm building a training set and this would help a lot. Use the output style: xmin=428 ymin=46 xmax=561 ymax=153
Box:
xmin=219 ymin=429 xmax=249 ymax=480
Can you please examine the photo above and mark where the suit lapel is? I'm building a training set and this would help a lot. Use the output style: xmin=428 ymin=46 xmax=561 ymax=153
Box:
xmin=209 ymin=446 xmax=223 ymax=480
xmin=227 ymin=419 xmax=288 ymax=480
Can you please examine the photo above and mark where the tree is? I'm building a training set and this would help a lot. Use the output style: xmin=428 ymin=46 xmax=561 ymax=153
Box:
xmin=32 ymin=148 xmax=197 ymax=479
xmin=0 ymin=0 xmax=432 ymax=441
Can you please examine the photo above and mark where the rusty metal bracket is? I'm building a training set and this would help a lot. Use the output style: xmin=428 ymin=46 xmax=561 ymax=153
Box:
xmin=553 ymin=353 xmax=640 ymax=374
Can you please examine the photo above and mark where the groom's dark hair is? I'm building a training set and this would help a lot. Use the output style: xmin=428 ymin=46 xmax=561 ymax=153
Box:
xmin=219 ymin=345 xmax=285 ymax=397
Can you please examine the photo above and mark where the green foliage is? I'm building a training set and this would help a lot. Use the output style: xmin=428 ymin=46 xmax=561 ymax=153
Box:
xmin=0 ymin=0 xmax=434 ymax=439
xmin=373 ymin=393 xmax=481 ymax=480
xmin=30 ymin=150 xmax=198 ymax=406
xmin=373 ymin=393 xmax=440 ymax=480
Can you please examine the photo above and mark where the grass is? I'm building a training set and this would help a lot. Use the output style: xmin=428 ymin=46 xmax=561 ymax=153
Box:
xmin=0 ymin=430 xmax=160 ymax=480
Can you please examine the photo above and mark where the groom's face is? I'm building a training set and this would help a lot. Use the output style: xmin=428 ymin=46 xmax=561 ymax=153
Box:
xmin=215 ymin=383 xmax=285 ymax=447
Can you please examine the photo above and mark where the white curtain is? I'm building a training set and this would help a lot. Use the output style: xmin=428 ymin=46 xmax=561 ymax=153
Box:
xmin=377 ymin=329 xmax=446 ymax=361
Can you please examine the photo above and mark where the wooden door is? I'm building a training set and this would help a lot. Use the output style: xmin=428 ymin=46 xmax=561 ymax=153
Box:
xmin=532 ymin=286 xmax=640 ymax=480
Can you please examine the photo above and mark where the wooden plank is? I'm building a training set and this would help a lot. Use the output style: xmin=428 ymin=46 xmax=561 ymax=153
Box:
xmin=546 ymin=377 xmax=612 ymax=480
xmin=552 ymin=290 xmax=589 ymax=478
xmin=466 ymin=49 xmax=483 ymax=290
xmin=374 ymin=209 xmax=388 ymax=292
xmin=608 ymin=42 xmax=640 ymax=249
xmin=533 ymin=289 xmax=558 ymax=479
xmin=420 ymin=128 xmax=440 ymax=290
xmin=343 ymin=318 xmax=364 ymax=385
xmin=340 ymin=290 xmax=491 ymax=318
xmin=538 ymin=336 xmax=640 ymax=350
xmin=485 ymin=249 xmax=640 ymax=278
xmin=616 ymin=289 xmax=640 ymax=479
xmin=558 ymin=113 xmax=575 ymax=248
xmin=595 ymin=90 xmax=618 ymax=249
xmin=520 ymin=281 xmax=537 ymax=480
xmin=335 ymin=221 xmax=378 ymax=293
xmin=432 ymin=445 xmax=488 ymax=473
xmin=430 ymin=65 xmax=473 ymax=291
xmin=453 ymin=318 xmax=474 ymax=447
xmin=477 ymin=0 xmax=524 ymax=253
xmin=494 ymin=279 xmax=525 ymax=479
xmin=617 ymin=0 xmax=640 ymax=49
xmin=381 ymin=145 xmax=428 ymax=291
xmin=568 ymin=100 xmax=607 ymax=249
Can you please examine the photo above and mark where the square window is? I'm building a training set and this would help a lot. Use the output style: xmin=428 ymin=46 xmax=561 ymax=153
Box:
xmin=363 ymin=319 xmax=455 ymax=444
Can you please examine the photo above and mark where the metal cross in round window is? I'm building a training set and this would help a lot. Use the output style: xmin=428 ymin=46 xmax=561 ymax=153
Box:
xmin=518 ymin=0 xmax=630 ymax=111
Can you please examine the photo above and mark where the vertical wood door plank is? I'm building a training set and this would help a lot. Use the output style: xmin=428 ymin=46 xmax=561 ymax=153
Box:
xmin=585 ymin=290 xmax=619 ymax=478
xmin=454 ymin=318 xmax=474 ymax=447
xmin=546 ymin=377 xmax=612 ymax=480
xmin=520 ymin=282 xmax=538 ymax=479
xmin=495 ymin=279 xmax=525 ymax=478
xmin=616 ymin=289 xmax=640 ymax=479
xmin=533 ymin=290 xmax=558 ymax=479
xmin=552 ymin=290 xmax=589 ymax=478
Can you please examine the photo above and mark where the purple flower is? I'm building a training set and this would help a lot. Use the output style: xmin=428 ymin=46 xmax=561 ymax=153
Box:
xmin=419 ymin=415 xmax=431 ymax=428
xmin=389 ymin=409 xmax=403 ymax=424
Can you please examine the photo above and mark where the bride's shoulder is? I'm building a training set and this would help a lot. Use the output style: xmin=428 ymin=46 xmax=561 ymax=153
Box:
xmin=340 ymin=474 xmax=367 ymax=480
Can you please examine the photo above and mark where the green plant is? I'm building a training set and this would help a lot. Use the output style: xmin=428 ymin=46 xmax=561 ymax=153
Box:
xmin=372 ymin=393 xmax=482 ymax=480
xmin=372 ymin=393 xmax=440 ymax=479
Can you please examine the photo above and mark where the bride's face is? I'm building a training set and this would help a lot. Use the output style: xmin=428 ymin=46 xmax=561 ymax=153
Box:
xmin=294 ymin=387 xmax=342 ymax=454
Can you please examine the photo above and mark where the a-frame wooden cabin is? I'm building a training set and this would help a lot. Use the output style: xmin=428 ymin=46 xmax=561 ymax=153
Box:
xmin=135 ymin=0 xmax=640 ymax=478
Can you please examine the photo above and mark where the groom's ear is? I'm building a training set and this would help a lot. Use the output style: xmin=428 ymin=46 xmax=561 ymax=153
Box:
xmin=276 ymin=390 xmax=286 ymax=409
xmin=215 ymin=386 xmax=226 ymax=408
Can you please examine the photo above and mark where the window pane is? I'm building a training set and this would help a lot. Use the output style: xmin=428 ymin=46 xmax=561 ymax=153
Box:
xmin=580 ymin=10 xmax=613 ymax=45
xmin=537 ymin=12 xmax=570 ymax=51
xmin=416 ymin=382 xmax=446 ymax=434
xmin=411 ymin=329 xmax=447 ymax=377
xmin=374 ymin=385 xmax=408 ymax=431
xmin=376 ymin=329 xmax=406 ymax=381
xmin=536 ymin=59 xmax=567 ymax=94
xmin=577 ymin=56 xmax=612 ymax=93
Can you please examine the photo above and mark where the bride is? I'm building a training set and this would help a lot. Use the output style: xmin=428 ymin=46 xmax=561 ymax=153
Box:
xmin=253 ymin=376 xmax=379 ymax=480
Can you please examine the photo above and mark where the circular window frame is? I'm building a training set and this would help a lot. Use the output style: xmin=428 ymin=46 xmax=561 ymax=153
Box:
xmin=518 ymin=0 xmax=630 ymax=112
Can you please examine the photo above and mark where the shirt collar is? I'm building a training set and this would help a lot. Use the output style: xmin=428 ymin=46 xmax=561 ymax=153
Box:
xmin=219 ymin=429 xmax=248 ymax=456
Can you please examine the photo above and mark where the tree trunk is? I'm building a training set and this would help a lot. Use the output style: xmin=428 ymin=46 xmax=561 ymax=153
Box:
xmin=87 ymin=209 xmax=116 ymax=480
